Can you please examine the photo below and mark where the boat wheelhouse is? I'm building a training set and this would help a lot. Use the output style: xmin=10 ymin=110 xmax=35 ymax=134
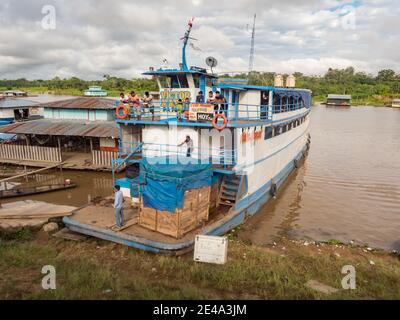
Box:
xmin=64 ymin=20 xmax=312 ymax=254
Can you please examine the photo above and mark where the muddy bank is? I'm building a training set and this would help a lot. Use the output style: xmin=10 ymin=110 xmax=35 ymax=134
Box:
xmin=0 ymin=228 xmax=399 ymax=299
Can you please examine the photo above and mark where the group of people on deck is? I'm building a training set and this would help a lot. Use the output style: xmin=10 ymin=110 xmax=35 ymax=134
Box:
xmin=119 ymin=89 xmax=227 ymax=119
xmin=119 ymin=91 xmax=154 ymax=118
xmin=196 ymin=90 xmax=227 ymax=115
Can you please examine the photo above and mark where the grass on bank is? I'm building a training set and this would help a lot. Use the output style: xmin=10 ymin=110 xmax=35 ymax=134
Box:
xmin=0 ymin=230 xmax=399 ymax=300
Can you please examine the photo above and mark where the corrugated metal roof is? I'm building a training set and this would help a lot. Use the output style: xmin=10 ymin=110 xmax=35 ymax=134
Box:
xmin=40 ymin=97 xmax=116 ymax=109
xmin=327 ymin=94 xmax=352 ymax=100
xmin=0 ymin=119 xmax=119 ymax=138
xmin=0 ymin=98 xmax=40 ymax=109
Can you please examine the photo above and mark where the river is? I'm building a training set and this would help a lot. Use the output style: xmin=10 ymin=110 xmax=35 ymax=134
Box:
xmin=238 ymin=105 xmax=400 ymax=252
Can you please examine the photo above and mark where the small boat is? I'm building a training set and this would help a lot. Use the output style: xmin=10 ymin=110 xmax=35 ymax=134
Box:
xmin=391 ymin=99 xmax=400 ymax=108
xmin=0 ymin=182 xmax=77 ymax=199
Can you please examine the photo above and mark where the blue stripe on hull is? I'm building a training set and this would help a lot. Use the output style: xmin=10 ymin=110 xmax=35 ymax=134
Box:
xmin=63 ymin=144 xmax=309 ymax=254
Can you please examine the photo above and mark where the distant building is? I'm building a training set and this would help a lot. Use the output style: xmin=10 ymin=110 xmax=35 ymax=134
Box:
xmin=84 ymin=86 xmax=108 ymax=97
xmin=0 ymin=97 xmax=120 ymax=170
xmin=0 ymin=97 xmax=42 ymax=125
xmin=326 ymin=94 xmax=351 ymax=106
xmin=391 ymin=98 xmax=400 ymax=108
xmin=2 ymin=90 xmax=28 ymax=97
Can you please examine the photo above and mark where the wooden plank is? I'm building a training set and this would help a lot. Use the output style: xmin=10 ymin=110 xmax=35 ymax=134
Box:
xmin=109 ymin=217 xmax=139 ymax=231
xmin=0 ymin=162 xmax=66 ymax=183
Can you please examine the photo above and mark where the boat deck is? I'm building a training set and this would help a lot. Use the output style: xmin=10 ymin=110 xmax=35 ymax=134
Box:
xmin=64 ymin=198 xmax=233 ymax=254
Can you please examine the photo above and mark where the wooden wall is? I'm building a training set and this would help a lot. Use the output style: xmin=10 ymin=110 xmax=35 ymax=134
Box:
xmin=0 ymin=144 xmax=62 ymax=162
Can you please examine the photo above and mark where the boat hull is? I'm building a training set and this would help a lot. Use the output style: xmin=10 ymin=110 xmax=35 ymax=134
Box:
xmin=0 ymin=183 xmax=77 ymax=199
xmin=63 ymin=143 xmax=309 ymax=255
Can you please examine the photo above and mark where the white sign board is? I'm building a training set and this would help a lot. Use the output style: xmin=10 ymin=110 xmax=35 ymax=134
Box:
xmin=194 ymin=235 xmax=228 ymax=264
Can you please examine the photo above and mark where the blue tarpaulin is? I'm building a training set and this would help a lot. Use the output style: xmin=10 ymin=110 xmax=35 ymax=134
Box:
xmin=139 ymin=157 xmax=213 ymax=212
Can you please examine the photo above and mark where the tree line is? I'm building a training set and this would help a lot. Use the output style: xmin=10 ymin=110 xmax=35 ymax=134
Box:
xmin=1 ymin=67 xmax=399 ymax=104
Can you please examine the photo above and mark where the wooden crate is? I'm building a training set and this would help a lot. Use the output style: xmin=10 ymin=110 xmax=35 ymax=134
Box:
xmin=138 ymin=206 xmax=157 ymax=231
xmin=139 ymin=186 xmax=211 ymax=238
xmin=209 ymin=182 xmax=220 ymax=210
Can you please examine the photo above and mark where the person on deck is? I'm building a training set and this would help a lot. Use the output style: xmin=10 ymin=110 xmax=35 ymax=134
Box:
xmin=119 ymin=92 xmax=129 ymax=104
xmin=113 ymin=185 xmax=124 ymax=228
xmin=214 ymin=91 xmax=227 ymax=115
xmin=129 ymin=91 xmax=141 ymax=118
xmin=142 ymin=91 xmax=154 ymax=116
xmin=206 ymin=90 xmax=215 ymax=103
xmin=196 ymin=91 xmax=204 ymax=103
xmin=178 ymin=135 xmax=194 ymax=157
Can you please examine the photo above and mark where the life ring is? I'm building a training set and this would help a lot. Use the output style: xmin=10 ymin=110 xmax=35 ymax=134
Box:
xmin=212 ymin=113 xmax=228 ymax=131
xmin=116 ymin=104 xmax=130 ymax=119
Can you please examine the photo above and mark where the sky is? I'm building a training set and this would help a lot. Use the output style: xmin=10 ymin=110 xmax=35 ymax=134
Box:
xmin=0 ymin=0 xmax=399 ymax=80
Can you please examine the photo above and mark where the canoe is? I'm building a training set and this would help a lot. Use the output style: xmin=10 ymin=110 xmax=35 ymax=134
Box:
xmin=0 ymin=182 xmax=77 ymax=199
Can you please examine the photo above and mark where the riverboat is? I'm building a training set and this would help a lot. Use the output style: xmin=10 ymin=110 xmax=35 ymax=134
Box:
xmin=64 ymin=20 xmax=312 ymax=254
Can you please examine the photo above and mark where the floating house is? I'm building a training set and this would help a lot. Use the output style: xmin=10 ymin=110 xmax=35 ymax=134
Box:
xmin=84 ymin=86 xmax=108 ymax=97
xmin=0 ymin=97 xmax=119 ymax=170
xmin=326 ymin=94 xmax=351 ymax=106
xmin=0 ymin=97 xmax=42 ymax=125
xmin=64 ymin=21 xmax=312 ymax=254
xmin=1 ymin=90 xmax=28 ymax=97
xmin=391 ymin=98 xmax=400 ymax=108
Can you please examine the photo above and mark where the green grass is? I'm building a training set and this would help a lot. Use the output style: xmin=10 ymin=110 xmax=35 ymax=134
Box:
xmin=0 ymin=234 xmax=399 ymax=300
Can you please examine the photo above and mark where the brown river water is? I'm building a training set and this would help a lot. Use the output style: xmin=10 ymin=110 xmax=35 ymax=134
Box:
xmin=239 ymin=105 xmax=400 ymax=252
xmin=1 ymin=105 xmax=399 ymax=251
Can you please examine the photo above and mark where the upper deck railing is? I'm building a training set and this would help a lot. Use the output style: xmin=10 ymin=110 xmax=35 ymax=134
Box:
xmin=115 ymin=100 xmax=307 ymax=124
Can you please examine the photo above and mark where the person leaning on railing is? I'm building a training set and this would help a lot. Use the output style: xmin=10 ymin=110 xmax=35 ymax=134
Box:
xmin=214 ymin=91 xmax=227 ymax=116
xmin=129 ymin=91 xmax=141 ymax=119
xmin=142 ymin=91 xmax=154 ymax=119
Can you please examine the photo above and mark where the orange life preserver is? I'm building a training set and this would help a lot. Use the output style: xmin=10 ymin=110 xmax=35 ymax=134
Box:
xmin=212 ymin=113 xmax=228 ymax=131
xmin=116 ymin=104 xmax=129 ymax=119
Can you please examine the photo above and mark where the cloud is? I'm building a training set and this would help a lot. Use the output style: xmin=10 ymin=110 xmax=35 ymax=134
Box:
xmin=0 ymin=0 xmax=399 ymax=79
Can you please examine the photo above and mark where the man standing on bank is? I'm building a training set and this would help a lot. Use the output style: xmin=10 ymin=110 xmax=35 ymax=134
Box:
xmin=113 ymin=185 xmax=124 ymax=228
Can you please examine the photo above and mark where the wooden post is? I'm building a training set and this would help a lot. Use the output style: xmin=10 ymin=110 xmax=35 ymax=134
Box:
xmin=57 ymin=137 xmax=62 ymax=162
xmin=24 ymin=165 xmax=28 ymax=182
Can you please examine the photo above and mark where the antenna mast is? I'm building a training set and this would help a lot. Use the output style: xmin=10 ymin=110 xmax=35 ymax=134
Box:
xmin=248 ymin=14 xmax=256 ymax=74
xmin=181 ymin=18 xmax=196 ymax=71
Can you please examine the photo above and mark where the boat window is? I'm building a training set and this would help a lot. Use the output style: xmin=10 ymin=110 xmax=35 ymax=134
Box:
xmin=158 ymin=74 xmax=189 ymax=88
xmin=206 ymin=77 xmax=214 ymax=88
xmin=177 ymin=74 xmax=189 ymax=88
xmin=264 ymin=126 xmax=273 ymax=140
xmin=273 ymin=126 xmax=281 ymax=136
xmin=192 ymin=74 xmax=200 ymax=88
xmin=159 ymin=76 xmax=172 ymax=88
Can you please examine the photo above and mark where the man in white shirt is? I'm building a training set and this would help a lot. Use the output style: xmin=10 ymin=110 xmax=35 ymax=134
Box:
xmin=113 ymin=185 xmax=124 ymax=228
xmin=178 ymin=135 xmax=194 ymax=157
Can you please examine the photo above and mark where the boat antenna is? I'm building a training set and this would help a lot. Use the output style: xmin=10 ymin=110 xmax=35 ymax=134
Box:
xmin=248 ymin=14 xmax=256 ymax=74
xmin=180 ymin=17 xmax=197 ymax=71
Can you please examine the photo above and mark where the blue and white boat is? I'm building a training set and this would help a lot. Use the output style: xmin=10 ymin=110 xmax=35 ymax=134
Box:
xmin=64 ymin=21 xmax=312 ymax=254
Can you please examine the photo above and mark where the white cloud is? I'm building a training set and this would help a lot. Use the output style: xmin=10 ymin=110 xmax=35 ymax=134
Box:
xmin=0 ymin=0 xmax=399 ymax=79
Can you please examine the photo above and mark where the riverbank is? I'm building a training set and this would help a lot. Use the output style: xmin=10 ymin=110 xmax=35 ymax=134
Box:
xmin=0 ymin=228 xmax=399 ymax=299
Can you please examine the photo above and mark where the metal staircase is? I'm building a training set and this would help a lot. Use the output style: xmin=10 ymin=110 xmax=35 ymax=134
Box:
xmin=217 ymin=175 xmax=241 ymax=207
